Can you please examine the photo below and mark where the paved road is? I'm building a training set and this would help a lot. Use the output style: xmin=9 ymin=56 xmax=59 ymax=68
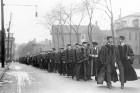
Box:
xmin=0 ymin=62 xmax=140 ymax=93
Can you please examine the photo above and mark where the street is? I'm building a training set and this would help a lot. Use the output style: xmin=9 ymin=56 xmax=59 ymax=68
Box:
xmin=0 ymin=62 xmax=139 ymax=93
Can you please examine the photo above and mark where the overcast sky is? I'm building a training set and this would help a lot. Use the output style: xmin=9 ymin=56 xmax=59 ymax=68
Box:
xmin=0 ymin=0 xmax=140 ymax=44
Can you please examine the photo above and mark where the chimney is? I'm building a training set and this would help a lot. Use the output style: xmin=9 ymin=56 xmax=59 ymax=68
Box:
xmin=34 ymin=38 xmax=36 ymax=42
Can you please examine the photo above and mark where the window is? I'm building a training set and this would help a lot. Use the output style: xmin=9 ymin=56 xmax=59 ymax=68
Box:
xmin=121 ymin=21 xmax=126 ymax=28
xmin=135 ymin=33 xmax=138 ymax=40
xmin=116 ymin=23 xmax=121 ymax=29
xmin=135 ymin=46 xmax=138 ymax=50
xmin=124 ymin=33 xmax=126 ymax=39
xmin=129 ymin=33 xmax=131 ymax=40
xmin=133 ymin=19 xmax=139 ymax=27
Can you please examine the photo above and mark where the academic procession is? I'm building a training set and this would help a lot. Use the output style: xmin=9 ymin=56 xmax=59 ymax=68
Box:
xmin=19 ymin=36 xmax=138 ymax=89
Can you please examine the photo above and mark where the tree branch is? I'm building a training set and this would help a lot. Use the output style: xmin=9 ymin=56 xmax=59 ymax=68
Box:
xmin=96 ymin=7 xmax=111 ymax=19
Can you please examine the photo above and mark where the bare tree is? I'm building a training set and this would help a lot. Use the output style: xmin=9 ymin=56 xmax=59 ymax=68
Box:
xmin=82 ymin=0 xmax=98 ymax=44
xmin=41 ymin=3 xmax=68 ymax=49
xmin=94 ymin=0 xmax=115 ymax=44
xmin=52 ymin=3 xmax=69 ymax=48
xmin=64 ymin=3 xmax=86 ymax=43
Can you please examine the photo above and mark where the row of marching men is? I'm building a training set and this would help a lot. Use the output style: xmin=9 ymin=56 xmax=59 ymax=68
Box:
xmin=19 ymin=36 xmax=138 ymax=89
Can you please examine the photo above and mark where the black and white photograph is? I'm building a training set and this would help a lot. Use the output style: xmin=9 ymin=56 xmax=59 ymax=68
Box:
xmin=0 ymin=0 xmax=140 ymax=93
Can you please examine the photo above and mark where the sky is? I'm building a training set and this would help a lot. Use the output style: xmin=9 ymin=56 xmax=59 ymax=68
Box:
xmin=0 ymin=0 xmax=140 ymax=44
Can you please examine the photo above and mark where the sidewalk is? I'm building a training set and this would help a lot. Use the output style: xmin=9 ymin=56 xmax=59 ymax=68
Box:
xmin=0 ymin=63 xmax=10 ymax=81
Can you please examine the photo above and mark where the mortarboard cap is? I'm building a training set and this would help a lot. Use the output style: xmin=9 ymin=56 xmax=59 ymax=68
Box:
xmin=107 ymin=36 xmax=113 ymax=40
xmin=52 ymin=48 xmax=56 ymax=50
xmin=67 ymin=44 xmax=71 ymax=46
xmin=92 ymin=42 xmax=98 ymax=45
xmin=82 ymin=42 xmax=87 ymax=44
xmin=75 ymin=43 xmax=79 ymax=45
xmin=119 ymin=36 xmax=125 ymax=40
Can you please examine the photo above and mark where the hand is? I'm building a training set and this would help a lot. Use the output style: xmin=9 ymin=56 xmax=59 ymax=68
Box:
xmin=89 ymin=54 xmax=92 ymax=57
xmin=92 ymin=55 xmax=95 ymax=57
xmin=95 ymin=55 xmax=98 ymax=57
xmin=127 ymin=56 xmax=130 ymax=59
xmin=63 ymin=61 xmax=65 ymax=63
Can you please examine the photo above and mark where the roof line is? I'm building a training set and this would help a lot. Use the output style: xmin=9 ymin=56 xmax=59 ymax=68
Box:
xmin=115 ymin=14 xmax=140 ymax=21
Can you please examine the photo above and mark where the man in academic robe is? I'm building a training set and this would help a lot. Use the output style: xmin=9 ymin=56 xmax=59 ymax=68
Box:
xmin=47 ymin=51 xmax=51 ymax=72
xmin=58 ymin=48 xmax=63 ymax=75
xmin=65 ymin=44 xmax=73 ymax=77
xmin=89 ymin=42 xmax=99 ymax=80
xmin=118 ymin=36 xmax=137 ymax=86
xmin=76 ymin=44 xmax=85 ymax=81
xmin=97 ymin=36 xmax=124 ymax=89
xmin=54 ymin=51 xmax=58 ymax=73
xmin=76 ymin=42 xmax=89 ymax=81
xmin=61 ymin=48 xmax=67 ymax=75
xmin=71 ymin=43 xmax=79 ymax=79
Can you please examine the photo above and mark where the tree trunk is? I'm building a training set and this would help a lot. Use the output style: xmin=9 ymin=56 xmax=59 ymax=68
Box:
xmin=76 ymin=33 xmax=79 ymax=43
xmin=57 ymin=29 xmax=60 ymax=49
xmin=111 ymin=13 xmax=115 ymax=45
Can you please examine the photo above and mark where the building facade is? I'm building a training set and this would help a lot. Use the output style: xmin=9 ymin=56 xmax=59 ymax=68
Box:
xmin=50 ymin=25 xmax=87 ymax=51
xmin=32 ymin=39 xmax=51 ymax=54
xmin=51 ymin=24 xmax=119 ymax=51
xmin=0 ymin=32 xmax=15 ymax=60
xmin=114 ymin=12 xmax=140 ymax=55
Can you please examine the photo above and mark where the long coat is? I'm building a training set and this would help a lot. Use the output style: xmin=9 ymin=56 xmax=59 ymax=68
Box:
xmin=89 ymin=47 xmax=99 ymax=76
xmin=97 ymin=44 xmax=119 ymax=83
xmin=118 ymin=44 xmax=137 ymax=82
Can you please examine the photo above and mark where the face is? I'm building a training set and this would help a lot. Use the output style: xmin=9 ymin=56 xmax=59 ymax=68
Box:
xmin=76 ymin=45 xmax=79 ymax=48
xmin=78 ymin=45 xmax=82 ymax=48
xmin=119 ymin=38 xmax=124 ymax=43
xmin=61 ymin=49 xmax=64 ymax=52
xmin=83 ymin=43 xmax=87 ymax=48
xmin=108 ymin=38 xmax=113 ymax=43
xmin=68 ymin=46 xmax=72 ymax=49
xmin=93 ymin=45 xmax=97 ymax=47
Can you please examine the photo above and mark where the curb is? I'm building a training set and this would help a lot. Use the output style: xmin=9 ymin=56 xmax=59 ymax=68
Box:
xmin=0 ymin=63 xmax=11 ymax=81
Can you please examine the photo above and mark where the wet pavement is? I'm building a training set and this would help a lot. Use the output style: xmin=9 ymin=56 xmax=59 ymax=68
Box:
xmin=0 ymin=62 xmax=140 ymax=93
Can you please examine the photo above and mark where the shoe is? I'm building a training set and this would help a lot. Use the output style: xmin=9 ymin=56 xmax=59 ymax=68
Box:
xmin=121 ymin=85 xmax=124 ymax=89
xmin=84 ymin=78 xmax=87 ymax=81
xmin=89 ymin=78 xmax=93 ymax=80
xmin=107 ymin=83 xmax=112 ymax=89
xmin=108 ymin=85 xmax=112 ymax=89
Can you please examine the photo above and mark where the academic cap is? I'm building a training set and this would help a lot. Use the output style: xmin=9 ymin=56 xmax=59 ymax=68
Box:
xmin=119 ymin=36 xmax=125 ymax=40
xmin=107 ymin=36 xmax=113 ymax=40
xmin=67 ymin=44 xmax=71 ymax=46
xmin=75 ymin=43 xmax=79 ymax=45
xmin=82 ymin=42 xmax=87 ymax=44
xmin=52 ymin=48 xmax=56 ymax=50
xmin=92 ymin=42 xmax=98 ymax=45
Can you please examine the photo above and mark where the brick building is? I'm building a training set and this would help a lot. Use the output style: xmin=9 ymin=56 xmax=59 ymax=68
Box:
xmin=51 ymin=24 xmax=118 ymax=51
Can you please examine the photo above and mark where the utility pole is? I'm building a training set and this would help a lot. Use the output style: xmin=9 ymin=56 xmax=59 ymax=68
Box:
xmin=7 ymin=13 xmax=12 ymax=61
xmin=1 ymin=0 xmax=5 ymax=68
xmin=10 ymin=33 xmax=13 ymax=60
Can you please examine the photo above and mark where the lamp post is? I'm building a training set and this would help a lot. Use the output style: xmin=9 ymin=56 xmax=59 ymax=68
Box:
xmin=0 ymin=3 xmax=38 ymax=68
xmin=7 ymin=13 xmax=12 ymax=62
xmin=1 ymin=0 xmax=5 ymax=68
xmin=10 ymin=33 xmax=14 ymax=60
